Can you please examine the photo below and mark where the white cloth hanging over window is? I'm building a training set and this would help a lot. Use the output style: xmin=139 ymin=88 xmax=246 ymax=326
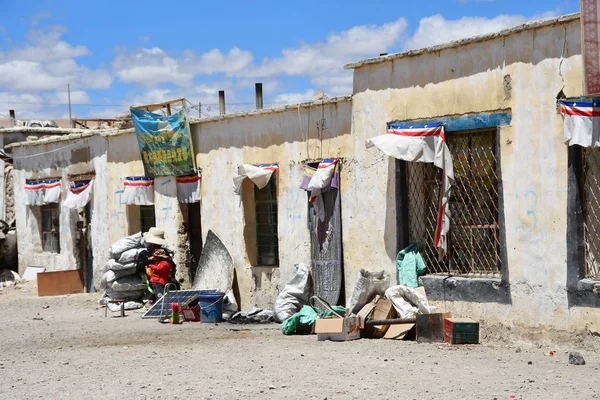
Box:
xmin=24 ymin=179 xmax=61 ymax=206
xmin=559 ymin=100 xmax=600 ymax=147
xmin=366 ymin=123 xmax=454 ymax=257
xmin=122 ymin=177 xmax=155 ymax=205
xmin=63 ymin=180 xmax=94 ymax=209
xmin=301 ymin=159 xmax=339 ymax=222
xmin=176 ymin=173 xmax=201 ymax=203
xmin=233 ymin=164 xmax=278 ymax=195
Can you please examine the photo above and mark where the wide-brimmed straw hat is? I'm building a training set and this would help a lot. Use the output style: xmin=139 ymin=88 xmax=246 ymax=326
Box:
xmin=143 ymin=227 xmax=167 ymax=246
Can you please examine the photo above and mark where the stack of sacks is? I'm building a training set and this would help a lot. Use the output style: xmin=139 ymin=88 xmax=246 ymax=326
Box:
xmin=99 ymin=232 xmax=148 ymax=311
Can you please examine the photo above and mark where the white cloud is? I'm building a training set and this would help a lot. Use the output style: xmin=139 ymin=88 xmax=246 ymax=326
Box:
xmin=113 ymin=46 xmax=254 ymax=87
xmin=44 ymin=90 xmax=90 ymax=104
xmin=273 ymin=89 xmax=317 ymax=105
xmin=404 ymin=12 xmax=556 ymax=50
xmin=31 ymin=12 xmax=51 ymax=27
xmin=0 ymin=25 xmax=111 ymax=93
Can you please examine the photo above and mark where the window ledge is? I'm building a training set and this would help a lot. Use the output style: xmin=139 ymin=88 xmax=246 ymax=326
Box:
xmin=567 ymin=279 xmax=600 ymax=308
xmin=421 ymin=274 xmax=511 ymax=304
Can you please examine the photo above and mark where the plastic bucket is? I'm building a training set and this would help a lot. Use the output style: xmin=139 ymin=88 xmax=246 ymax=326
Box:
xmin=199 ymin=290 xmax=225 ymax=323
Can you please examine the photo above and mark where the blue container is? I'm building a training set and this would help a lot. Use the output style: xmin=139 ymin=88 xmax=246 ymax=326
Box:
xmin=199 ymin=290 xmax=225 ymax=323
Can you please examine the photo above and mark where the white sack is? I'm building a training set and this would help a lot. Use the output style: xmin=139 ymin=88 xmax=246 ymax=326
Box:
xmin=348 ymin=269 xmax=391 ymax=315
xmin=100 ymin=267 xmax=137 ymax=290
xmin=385 ymin=285 xmax=435 ymax=318
xmin=111 ymin=274 xmax=146 ymax=292
xmin=273 ymin=263 xmax=311 ymax=323
xmin=110 ymin=232 xmax=142 ymax=258
xmin=107 ymin=301 xmax=144 ymax=312
xmin=222 ymin=290 xmax=239 ymax=320
xmin=102 ymin=259 xmax=136 ymax=273
xmin=118 ymin=248 xmax=145 ymax=264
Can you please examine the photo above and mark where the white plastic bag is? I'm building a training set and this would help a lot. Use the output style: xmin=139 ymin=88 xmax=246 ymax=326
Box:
xmin=385 ymin=285 xmax=435 ymax=318
xmin=99 ymin=267 xmax=137 ymax=290
xmin=105 ymin=288 xmax=146 ymax=301
xmin=222 ymin=290 xmax=239 ymax=320
xmin=273 ymin=263 xmax=311 ymax=323
xmin=110 ymin=232 xmax=142 ymax=259
xmin=107 ymin=301 xmax=144 ymax=312
xmin=118 ymin=248 xmax=145 ymax=264
xmin=348 ymin=269 xmax=391 ymax=315
xmin=111 ymin=274 xmax=146 ymax=292
xmin=102 ymin=259 xmax=136 ymax=273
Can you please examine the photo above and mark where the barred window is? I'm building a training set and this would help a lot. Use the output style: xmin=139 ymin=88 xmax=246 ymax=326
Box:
xmin=407 ymin=129 xmax=501 ymax=277
xmin=41 ymin=204 xmax=60 ymax=253
xmin=254 ymin=178 xmax=279 ymax=266
xmin=582 ymin=147 xmax=600 ymax=279
xmin=140 ymin=205 xmax=156 ymax=234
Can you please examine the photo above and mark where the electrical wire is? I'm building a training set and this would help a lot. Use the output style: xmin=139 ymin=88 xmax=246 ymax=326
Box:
xmin=7 ymin=137 xmax=90 ymax=159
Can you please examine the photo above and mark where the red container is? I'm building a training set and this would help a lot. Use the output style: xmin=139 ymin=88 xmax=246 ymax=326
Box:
xmin=181 ymin=304 xmax=201 ymax=322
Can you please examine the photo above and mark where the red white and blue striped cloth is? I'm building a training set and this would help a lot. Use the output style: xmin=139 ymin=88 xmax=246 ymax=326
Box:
xmin=300 ymin=159 xmax=340 ymax=222
xmin=366 ymin=123 xmax=454 ymax=257
xmin=24 ymin=179 xmax=62 ymax=206
xmin=176 ymin=173 xmax=201 ymax=203
xmin=63 ymin=180 xmax=94 ymax=209
xmin=123 ymin=177 xmax=154 ymax=205
xmin=233 ymin=163 xmax=278 ymax=195
xmin=559 ymin=100 xmax=600 ymax=147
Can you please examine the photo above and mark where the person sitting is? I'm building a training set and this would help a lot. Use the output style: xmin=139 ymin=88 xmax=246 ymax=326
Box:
xmin=146 ymin=248 xmax=172 ymax=299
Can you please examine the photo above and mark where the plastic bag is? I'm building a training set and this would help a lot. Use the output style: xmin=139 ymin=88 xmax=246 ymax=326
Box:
xmin=118 ymin=248 xmax=145 ymax=264
xmin=348 ymin=269 xmax=391 ymax=315
xmin=107 ymin=300 xmax=144 ymax=312
xmin=111 ymin=274 xmax=146 ymax=292
xmin=385 ymin=285 xmax=435 ymax=318
xmin=281 ymin=304 xmax=346 ymax=335
xmin=102 ymin=259 xmax=136 ymax=273
xmin=99 ymin=267 xmax=137 ymax=290
xmin=273 ymin=263 xmax=311 ymax=323
xmin=222 ymin=290 xmax=239 ymax=320
xmin=105 ymin=288 xmax=146 ymax=301
xmin=110 ymin=232 xmax=142 ymax=259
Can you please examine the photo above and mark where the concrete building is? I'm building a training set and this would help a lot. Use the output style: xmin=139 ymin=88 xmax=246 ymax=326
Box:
xmin=6 ymin=12 xmax=600 ymax=338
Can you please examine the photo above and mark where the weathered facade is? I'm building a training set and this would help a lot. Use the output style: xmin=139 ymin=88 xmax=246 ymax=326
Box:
xmin=6 ymin=13 xmax=600 ymax=338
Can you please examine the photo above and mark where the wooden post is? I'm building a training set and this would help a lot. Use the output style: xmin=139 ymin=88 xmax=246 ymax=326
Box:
xmin=166 ymin=103 xmax=172 ymax=115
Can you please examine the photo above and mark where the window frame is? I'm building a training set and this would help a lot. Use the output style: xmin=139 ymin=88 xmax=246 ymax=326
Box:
xmin=41 ymin=204 xmax=60 ymax=254
xmin=254 ymin=176 xmax=279 ymax=267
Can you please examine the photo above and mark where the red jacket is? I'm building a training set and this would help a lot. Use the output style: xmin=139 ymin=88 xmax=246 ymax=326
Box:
xmin=149 ymin=261 xmax=172 ymax=286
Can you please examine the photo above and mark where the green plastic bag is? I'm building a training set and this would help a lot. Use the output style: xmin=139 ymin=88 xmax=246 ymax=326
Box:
xmin=281 ymin=305 xmax=346 ymax=335
xmin=396 ymin=243 xmax=426 ymax=288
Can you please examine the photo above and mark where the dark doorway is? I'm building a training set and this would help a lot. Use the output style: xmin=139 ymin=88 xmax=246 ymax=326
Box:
xmin=187 ymin=202 xmax=203 ymax=283
xmin=78 ymin=203 xmax=94 ymax=293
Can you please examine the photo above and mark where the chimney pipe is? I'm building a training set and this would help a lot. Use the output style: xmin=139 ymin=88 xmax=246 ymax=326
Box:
xmin=255 ymin=83 xmax=263 ymax=109
xmin=9 ymin=109 xmax=15 ymax=127
xmin=218 ymin=90 xmax=226 ymax=115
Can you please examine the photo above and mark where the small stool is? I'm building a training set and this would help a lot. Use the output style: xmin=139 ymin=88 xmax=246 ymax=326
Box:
xmin=105 ymin=299 xmax=126 ymax=318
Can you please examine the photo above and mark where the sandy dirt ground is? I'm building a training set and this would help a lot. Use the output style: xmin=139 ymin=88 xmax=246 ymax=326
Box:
xmin=0 ymin=282 xmax=599 ymax=400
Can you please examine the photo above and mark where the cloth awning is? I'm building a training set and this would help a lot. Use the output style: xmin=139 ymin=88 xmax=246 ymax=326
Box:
xmin=24 ymin=179 xmax=61 ymax=206
xmin=559 ymin=100 xmax=600 ymax=147
xmin=123 ymin=177 xmax=154 ymax=205
xmin=63 ymin=180 xmax=93 ymax=209
xmin=233 ymin=164 xmax=278 ymax=195
xmin=300 ymin=159 xmax=339 ymax=222
xmin=366 ymin=123 xmax=454 ymax=257
xmin=176 ymin=173 xmax=201 ymax=203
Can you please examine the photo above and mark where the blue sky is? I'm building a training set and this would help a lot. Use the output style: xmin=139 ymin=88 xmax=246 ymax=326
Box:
xmin=0 ymin=0 xmax=580 ymax=120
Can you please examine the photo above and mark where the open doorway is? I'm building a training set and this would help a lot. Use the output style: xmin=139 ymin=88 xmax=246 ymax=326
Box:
xmin=186 ymin=202 xmax=203 ymax=283
xmin=77 ymin=203 xmax=94 ymax=292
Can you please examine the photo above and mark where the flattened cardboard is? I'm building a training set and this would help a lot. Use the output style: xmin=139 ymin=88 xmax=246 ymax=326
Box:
xmin=371 ymin=298 xmax=396 ymax=338
xmin=314 ymin=316 xmax=360 ymax=342
xmin=384 ymin=323 xmax=416 ymax=340
xmin=37 ymin=270 xmax=84 ymax=297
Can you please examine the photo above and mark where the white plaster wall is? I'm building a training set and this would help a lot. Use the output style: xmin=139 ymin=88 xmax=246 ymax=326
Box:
xmin=12 ymin=136 xmax=110 ymax=286
xmin=350 ymin=18 xmax=600 ymax=334
xmin=193 ymin=100 xmax=353 ymax=309
xmin=0 ymin=158 xmax=5 ymax=221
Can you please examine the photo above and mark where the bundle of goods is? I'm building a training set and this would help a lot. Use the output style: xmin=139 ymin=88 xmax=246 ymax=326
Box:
xmin=99 ymin=232 xmax=148 ymax=312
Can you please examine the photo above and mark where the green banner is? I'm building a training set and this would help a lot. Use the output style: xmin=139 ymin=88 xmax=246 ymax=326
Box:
xmin=131 ymin=108 xmax=195 ymax=177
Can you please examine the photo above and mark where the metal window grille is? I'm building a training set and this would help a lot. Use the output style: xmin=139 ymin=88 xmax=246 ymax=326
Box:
xmin=407 ymin=129 xmax=501 ymax=277
xmin=255 ymin=178 xmax=279 ymax=266
xmin=582 ymin=147 xmax=600 ymax=279
xmin=140 ymin=205 xmax=156 ymax=234
xmin=41 ymin=204 xmax=60 ymax=253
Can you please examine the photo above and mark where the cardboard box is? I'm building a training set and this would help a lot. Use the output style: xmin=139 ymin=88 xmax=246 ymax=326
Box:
xmin=371 ymin=298 xmax=396 ymax=338
xmin=314 ymin=316 xmax=361 ymax=342
xmin=383 ymin=323 xmax=416 ymax=340
xmin=443 ymin=318 xmax=479 ymax=344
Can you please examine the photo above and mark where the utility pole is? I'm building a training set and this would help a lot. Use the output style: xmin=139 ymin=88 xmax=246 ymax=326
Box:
xmin=67 ymin=83 xmax=73 ymax=127
xmin=198 ymin=102 xmax=201 ymax=118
